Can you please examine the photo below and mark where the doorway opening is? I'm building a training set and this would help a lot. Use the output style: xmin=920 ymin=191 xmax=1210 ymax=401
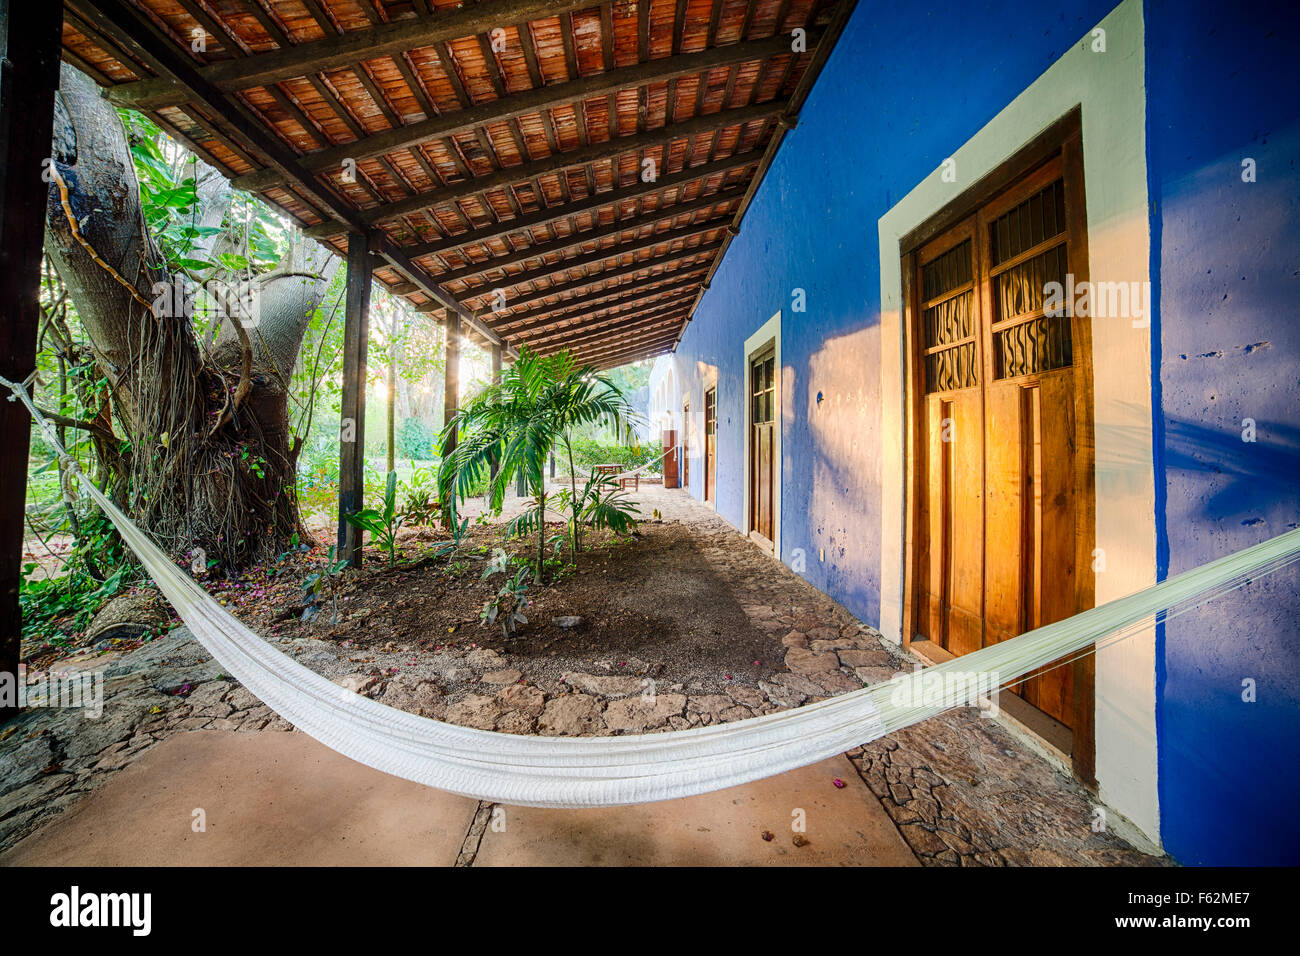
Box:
xmin=900 ymin=115 xmax=1096 ymax=783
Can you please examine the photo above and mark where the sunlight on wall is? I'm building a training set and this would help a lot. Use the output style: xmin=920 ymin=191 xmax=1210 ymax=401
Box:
xmin=647 ymin=355 xmax=680 ymax=434
xmin=803 ymin=325 xmax=883 ymax=602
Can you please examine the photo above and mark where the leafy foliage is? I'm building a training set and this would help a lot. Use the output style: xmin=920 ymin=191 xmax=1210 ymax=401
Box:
xmin=556 ymin=472 xmax=642 ymax=539
xmin=19 ymin=491 xmax=133 ymax=639
xmin=438 ymin=348 xmax=644 ymax=583
xmin=564 ymin=437 xmax=663 ymax=473
xmin=301 ymin=544 xmax=349 ymax=625
xmin=479 ymin=548 xmax=532 ymax=637
xmin=19 ymin=562 xmax=129 ymax=640
xmin=343 ymin=470 xmax=405 ymax=567
xmin=400 ymin=463 xmax=441 ymax=526
xmin=396 ymin=416 xmax=434 ymax=460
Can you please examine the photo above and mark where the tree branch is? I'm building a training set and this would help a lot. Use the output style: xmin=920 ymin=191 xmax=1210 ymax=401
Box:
xmin=33 ymin=404 xmax=118 ymax=445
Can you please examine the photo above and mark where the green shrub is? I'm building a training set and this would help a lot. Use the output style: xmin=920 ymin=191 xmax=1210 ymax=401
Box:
xmin=396 ymin=417 xmax=434 ymax=459
xmin=297 ymin=436 xmax=340 ymax=517
xmin=19 ymin=505 xmax=131 ymax=639
xmin=565 ymin=438 xmax=662 ymax=474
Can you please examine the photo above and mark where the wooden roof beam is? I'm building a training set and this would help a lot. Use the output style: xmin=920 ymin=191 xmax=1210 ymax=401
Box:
xmin=674 ymin=0 xmax=858 ymax=350
xmin=516 ymin=307 xmax=690 ymax=353
xmin=300 ymin=102 xmax=785 ymax=238
xmin=488 ymin=272 xmax=708 ymax=333
xmin=571 ymin=326 xmax=682 ymax=359
xmin=501 ymin=296 xmax=698 ymax=347
xmin=372 ymin=236 xmax=513 ymax=356
xmin=548 ymin=335 xmax=682 ymax=369
xmin=79 ymin=0 xmax=368 ymax=232
xmin=370 ymin=150 xmax=760 ymax=266
xmin=78 ymin=0 xmax=495 ymax=352
xmin=452 ymin=219 xmax=728 ymax=300
xmin=231 ymin=33 xmax=816 ymax=192
xmin=103 ymin=0 xmax=603 ymax=109
xmin=561 ymin=330 xmax=682 ymax=367
xmin=466 ymin=241 xmax=722 ymax=313
xmin=433 ymin=189 xmax=743 ymax=287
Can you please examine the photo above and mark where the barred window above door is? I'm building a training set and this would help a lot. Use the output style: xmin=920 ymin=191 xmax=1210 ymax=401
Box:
xmin=913 ymin=165 xmax=1080 ymax=395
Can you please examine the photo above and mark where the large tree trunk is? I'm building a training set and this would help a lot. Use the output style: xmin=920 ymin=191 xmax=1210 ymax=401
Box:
xmin=43 ymin=64 xmax=336 ymax=569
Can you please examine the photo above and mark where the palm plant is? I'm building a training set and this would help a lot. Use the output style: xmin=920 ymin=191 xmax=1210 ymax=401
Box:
xmin=437 ymin=347 xmax=643 ymax=583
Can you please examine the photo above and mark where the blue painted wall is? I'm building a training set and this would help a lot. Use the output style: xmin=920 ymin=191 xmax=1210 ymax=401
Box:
xmin=672 ymin=0 xmax=1300 ymax=864
xmin=676 ymin=0 xmax=1115 ymax=626
xmin=1145 ymin=0 xmax=1300 ymax=865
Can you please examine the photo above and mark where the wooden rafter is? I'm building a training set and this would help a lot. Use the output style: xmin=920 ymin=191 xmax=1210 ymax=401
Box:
xmin=507 ymin=298 xmax=694 ymax=349
xmin=105 ymin=0 xmax=605 ymax=109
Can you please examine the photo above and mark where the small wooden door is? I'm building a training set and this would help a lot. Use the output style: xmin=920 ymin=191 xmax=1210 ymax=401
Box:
xmin=681 ymin=401 xmax=690 ymax=488
xmin=704 ymin=387 xmax=717 ymax=502
xmin=907 ymin=138 xmax=1094 ymax=757
xmin=749 ymin=350 xmax=776 ymax=543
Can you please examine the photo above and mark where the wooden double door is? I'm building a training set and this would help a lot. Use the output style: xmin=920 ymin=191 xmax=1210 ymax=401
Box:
xmin=905 ymin=139 xmax=1095 ymax=771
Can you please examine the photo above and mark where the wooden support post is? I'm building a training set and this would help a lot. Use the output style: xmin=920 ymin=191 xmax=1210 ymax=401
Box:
xmin=337 ymin=233 xmax=372 ymax=567
xmin=442 ymin=309 xmax=459 ymax=526
xmin=443 ymin=308 xmax=460 ymax=452
xmin=384 ymin=305 xmax=396 ymax=474
xmin=488 ymin=343 xmax=501 ymax=483
xmin=0 ymin=0 xmax=64 ymax=721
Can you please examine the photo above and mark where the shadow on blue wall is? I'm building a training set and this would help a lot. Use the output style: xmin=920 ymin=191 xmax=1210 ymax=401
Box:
xmin=1148 ymin=0 xmax=1300 ymax=864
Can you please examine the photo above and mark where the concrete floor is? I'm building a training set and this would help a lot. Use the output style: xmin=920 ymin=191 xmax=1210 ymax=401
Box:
xmin=1 ymin=730 xmax=917 ymax=866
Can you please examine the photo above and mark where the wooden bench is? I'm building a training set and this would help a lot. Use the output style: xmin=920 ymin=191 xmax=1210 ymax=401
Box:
xmin=594 ymin=462 xmax=638 ymax=491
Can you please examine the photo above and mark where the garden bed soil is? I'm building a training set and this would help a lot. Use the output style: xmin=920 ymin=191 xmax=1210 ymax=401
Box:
xmin=244 ymin=520 xmax=786 ymax=694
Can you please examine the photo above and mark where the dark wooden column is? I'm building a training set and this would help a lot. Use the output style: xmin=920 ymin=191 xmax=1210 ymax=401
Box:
xmin=488 ymin=343 xmax=501 ymax=482
xmin=337 ymin=233 xmax=372 ymax=567
xmin=443 ymin=309 xmax=460 ymax=453
xmin=0 ymin=0 xmax=64 ymax=721
xmin=442 ymin=309 xmax=460 ymax=525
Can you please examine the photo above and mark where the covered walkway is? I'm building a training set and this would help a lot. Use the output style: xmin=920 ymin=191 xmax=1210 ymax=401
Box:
xmin=0 ymin=486 xmax=1161 ymax=866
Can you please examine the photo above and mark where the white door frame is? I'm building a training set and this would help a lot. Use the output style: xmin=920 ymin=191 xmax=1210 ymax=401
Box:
xmin=702 ymin=366 xmax=719 ymax=511
xmin=875 ymin=0 xmax=1159 ymax=845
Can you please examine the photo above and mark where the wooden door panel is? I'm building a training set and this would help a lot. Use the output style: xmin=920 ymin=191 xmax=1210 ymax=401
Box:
xmin=918 ymin=391 xmax=983 ymax=656
xmin=1023 ymin=371 xmax=1077 ymax=722
xmin=682 ymin=407 xmax=690 ymax=489
xmin=756 ymin=426 xmax=774 ymax=540
xmin=946 ymin=393 xmax=984 ymax=657
xmin=704 ymin=388 xmax=717 ymax=502
xmin=983 ymin=383 xmax=1024 ymax=648
xmin=749 ymin=353 xmax=775 ymax=542
xmin=706 ymin=441 xmax=716 ymax=501
xmin=983 ymin=373 xmax=1079 ymax=723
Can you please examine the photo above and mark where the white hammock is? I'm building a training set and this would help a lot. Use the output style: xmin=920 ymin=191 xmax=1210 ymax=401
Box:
xmin=10 ymin=378 xmax=1300 ymax=807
